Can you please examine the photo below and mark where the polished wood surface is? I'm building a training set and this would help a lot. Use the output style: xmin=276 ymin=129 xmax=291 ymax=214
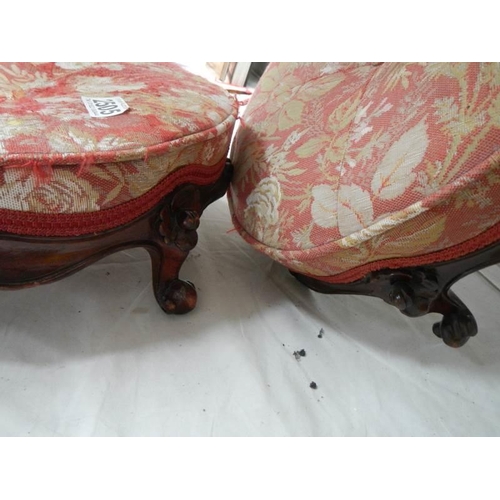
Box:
xmin=0 ymin=161 xmax=233 ymax=315
xmin=293 ymin=240 xmax=500 ymax=347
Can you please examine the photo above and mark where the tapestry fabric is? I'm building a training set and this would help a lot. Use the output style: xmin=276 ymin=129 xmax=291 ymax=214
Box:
xmin=0 ymin=62 xmax=237 ymax=235
xmin=229 ymin=62 xmax=500 ymax=282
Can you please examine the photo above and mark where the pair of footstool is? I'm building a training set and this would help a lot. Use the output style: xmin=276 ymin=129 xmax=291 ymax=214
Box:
xmin=1 ymin=62 xmax=500 ymax=348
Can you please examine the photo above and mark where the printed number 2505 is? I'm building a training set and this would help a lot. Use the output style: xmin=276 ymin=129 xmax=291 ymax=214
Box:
xmin=93 ymin=99 xmax=120 ymax=115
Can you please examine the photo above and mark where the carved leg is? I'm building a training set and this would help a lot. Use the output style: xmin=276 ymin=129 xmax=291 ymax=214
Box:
xmin=430 ymin=290 xmax=478 ymax=348
xmin=0 ymin=160 xmax=233 ymax=317
xmin=291 ymin=239 xmax=500 ymax=347
xmin=149 ymin=160 xmax=233 ymax=314
xmin=149 ymin=205 xmax=199 ymax=314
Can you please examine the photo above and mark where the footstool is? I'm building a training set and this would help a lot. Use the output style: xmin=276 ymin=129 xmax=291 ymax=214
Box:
xmin=0 ymin=62 xmax=237 ymax=314
xmin=229 ymin=62 xmax=500 ymax=347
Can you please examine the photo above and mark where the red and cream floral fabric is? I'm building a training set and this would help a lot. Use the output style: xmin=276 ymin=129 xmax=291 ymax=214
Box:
xmin=0 ymin=62 xmax=237 ymax=225
xmin=229 ymin=63 xmax=500 ymax=282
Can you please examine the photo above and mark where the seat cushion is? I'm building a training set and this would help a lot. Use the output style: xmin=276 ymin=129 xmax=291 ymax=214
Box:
xmin=0 ymin=62 xmax=237 ymax=236
xmin=229 ymin=62 xmax=500 ymax=282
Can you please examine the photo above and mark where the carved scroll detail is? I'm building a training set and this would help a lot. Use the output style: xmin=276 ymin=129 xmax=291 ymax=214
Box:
xmin=292 ymin=240 xmax=500 ymax=347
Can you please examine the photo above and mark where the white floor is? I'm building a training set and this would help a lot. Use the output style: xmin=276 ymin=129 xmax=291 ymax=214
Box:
xmin=1 ymin=196 xmax=499 ymax=436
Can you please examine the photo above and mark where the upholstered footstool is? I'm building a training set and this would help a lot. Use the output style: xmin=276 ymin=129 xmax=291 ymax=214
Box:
xmin=229 ymin=62 xmax=500 ymax=347
xmin=0 ymin=62 xmax=237 ymax=314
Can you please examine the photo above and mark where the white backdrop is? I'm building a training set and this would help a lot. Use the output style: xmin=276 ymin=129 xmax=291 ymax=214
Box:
xmin=1 ymin=196 xmax=499 ymax=436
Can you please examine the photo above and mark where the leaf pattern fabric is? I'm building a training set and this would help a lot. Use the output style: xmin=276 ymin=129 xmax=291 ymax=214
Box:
xmin=0 ymin=62 xmax=237 ymax=217
xmin=229 ymin=62 xmax=500 ymax=282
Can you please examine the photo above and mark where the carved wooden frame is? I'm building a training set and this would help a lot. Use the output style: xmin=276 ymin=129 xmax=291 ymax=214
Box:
xmin=0 ymin=160 xmax=233 ymax=315
xmin=292 ymin=240 xmax=500 ymax=347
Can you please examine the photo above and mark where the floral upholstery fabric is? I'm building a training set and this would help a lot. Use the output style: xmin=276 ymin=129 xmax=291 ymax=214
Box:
xmin=0 ymin=62 xmax=237 ymax=235
xmin=229 ymin=62 xmax=500 ymax=282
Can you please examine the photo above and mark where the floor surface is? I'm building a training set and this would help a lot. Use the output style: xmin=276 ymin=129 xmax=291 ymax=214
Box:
xmin=1 ymin=197 xmax=499 ymax=436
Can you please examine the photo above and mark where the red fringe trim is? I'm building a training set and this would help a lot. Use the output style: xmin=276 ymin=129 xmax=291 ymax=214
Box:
xmin=0 ymin=158 xmax=227 ymax=237
xmin=304 ymin=221 xmax=500 ymax=284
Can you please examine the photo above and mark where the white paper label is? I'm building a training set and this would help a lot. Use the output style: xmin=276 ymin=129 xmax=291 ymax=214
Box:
xmin=81 ymin=96 xmax=129 ymax=118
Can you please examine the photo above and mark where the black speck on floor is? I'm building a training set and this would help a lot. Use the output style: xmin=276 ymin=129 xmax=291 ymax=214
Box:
xmin=106 ymin=272 xmax=110 ymax=276
xmin=310 ymin=381 xmax=318 ymax=390
xmin=318 ymin=328 xmax=324 ymax=338
xmin=293 ymin=349 xmax=306 ymax=360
